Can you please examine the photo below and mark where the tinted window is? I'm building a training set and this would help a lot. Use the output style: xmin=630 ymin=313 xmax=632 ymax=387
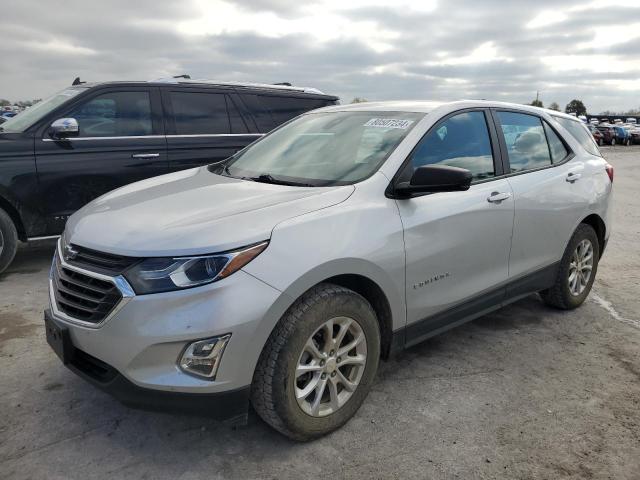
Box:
xmin=258 ymin=95 xmax=330 ymax=124
xmin=170 ymin=92 xmax=229 ymax=135
xmin=226 ymin=96 xmax=249 ymax=134
xmin=69 ymin=91 xmax=152 ymax=137
xmin=410 ymin=111 xmax=495 ymax=181
xmin=543 ymin=123 xmax=569 ymax=163
xmin=555 ymin=116 xmax=602 ymax=157
xmin=497 ymin=112 xmax=551 ymax=172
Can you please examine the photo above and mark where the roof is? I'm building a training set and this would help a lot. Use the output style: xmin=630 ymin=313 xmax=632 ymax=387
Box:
xmin=73 ymin=79 xmax=336 ymax=97
xmin=315 ymin=100 xmax=584 ymax=120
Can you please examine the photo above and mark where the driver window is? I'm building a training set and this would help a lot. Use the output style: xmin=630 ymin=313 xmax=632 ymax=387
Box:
xmin=68 ymin=91 xmax=152 ymax=137
xmin=409 ymin=111 xmax=495 ymax=181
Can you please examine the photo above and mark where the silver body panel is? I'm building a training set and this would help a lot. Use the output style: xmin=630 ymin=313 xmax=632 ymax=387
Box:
xmin=51 ymin=100 xmax=613 ymax=394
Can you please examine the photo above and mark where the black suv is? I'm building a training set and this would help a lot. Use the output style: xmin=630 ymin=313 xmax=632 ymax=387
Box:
xmin=0 ymin=79 xmax=339 ymax=273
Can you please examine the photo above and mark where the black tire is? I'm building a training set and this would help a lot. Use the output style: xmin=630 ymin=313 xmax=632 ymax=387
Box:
xmin=0 ymin=208 xmax=19 ymax=275
xmin=611 ymin=138 xmax=616 ymax=146
xmin=541 ymin=224 xmax=600 ymax=310
xmin=251 ymin=283 xmax=380 ymax=441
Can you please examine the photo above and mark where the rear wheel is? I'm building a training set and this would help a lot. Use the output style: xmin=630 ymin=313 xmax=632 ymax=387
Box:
xmin=541 ymin=224 xmax=599 ymax=310
xmin=251 ymin=283 xmax=380 ymax=441
xmin=0 ymin=208 xmax=18 ymax=275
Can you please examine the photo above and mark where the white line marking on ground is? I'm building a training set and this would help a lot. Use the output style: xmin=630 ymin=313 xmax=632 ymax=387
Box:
xmin=591 ymin=293 xmax=640 ymax=330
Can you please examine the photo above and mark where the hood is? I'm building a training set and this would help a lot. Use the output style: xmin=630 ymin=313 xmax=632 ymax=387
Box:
xmin=66 ymin=167 xmax=354 ymax=257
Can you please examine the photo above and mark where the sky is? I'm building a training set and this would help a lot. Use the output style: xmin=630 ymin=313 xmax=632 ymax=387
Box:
xmin=1 ymin=0 xmax=639 ymax=114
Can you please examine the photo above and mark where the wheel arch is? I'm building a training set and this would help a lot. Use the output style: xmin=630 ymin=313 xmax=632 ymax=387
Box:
xmin=322 ymin=274 xmax=395 ymax=359
xmin=0 ymin=194 xmax=27 ymax=241
xmin=580 ymin=213 xmax=606 ymax=255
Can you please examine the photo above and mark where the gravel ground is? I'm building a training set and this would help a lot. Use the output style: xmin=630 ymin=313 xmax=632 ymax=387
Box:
xmin=1 ymin=146 xmax=639 ymax=480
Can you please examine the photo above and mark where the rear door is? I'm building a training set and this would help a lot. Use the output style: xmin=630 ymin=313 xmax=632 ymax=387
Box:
xmin=493 ymin=110 xmax=587 ymax=291
xmin=34 ymin=86 xmax=167 ymax=233
xmin=162 ymin=88 xmax=261 ymax=172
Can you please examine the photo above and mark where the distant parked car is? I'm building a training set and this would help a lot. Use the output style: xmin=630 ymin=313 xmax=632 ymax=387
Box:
xmin=596 ymin=125 xmax=616 ymax=145
xmin=1 ymin=111 xmax=16 ymax=118
xmin=0 ymin=116 xmax=6 ymax=125
xmin=629 ymin=126 xmax=640 ymax=145
xmin=613 ymin=125 xmax=632 ymax=146
xmin=588 ymin=125 xmax=604 ymax=146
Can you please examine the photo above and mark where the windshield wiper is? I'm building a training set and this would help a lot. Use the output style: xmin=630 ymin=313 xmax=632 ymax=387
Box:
xmin=250 ymin=173 xmax=314 ymax=187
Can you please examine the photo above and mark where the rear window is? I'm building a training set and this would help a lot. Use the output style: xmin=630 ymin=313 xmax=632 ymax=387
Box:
xmin=554 ymin=116 xmax=602 ymax=157
xmin=257 ymin=95 xmax=333 ymax=125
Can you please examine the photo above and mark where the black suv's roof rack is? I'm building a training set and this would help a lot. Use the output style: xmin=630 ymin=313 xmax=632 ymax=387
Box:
xmin=150 ymin=77 xmax=327 ymax=95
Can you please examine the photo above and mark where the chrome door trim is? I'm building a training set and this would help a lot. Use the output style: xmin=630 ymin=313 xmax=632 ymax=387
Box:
xmin=42 ymin=135 xmax=166 ymax=142
xmin=166 ymin=133 xmax=265 ymax=138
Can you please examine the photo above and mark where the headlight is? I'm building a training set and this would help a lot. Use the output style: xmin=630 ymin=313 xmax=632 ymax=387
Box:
xmin=125 ymin=241 xmax=268 ymax=294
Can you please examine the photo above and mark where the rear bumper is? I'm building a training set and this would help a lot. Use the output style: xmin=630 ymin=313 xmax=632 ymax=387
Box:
xmin=46 ymin=310 xmax=251 ymax=424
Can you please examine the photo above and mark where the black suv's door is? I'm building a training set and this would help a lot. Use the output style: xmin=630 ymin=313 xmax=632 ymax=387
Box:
xmin=34 ymin=87 xmax=167 ymax=233
xmin=162 ymin=87 xmax=262 ymax=172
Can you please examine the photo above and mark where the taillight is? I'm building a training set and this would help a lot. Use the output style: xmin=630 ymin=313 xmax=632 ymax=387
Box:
xmin=605 ymin=163 xmax=614 ymax=182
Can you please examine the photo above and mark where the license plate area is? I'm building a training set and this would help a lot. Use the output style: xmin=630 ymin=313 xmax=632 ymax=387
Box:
xmin=44 ymin=311 xmax=73 ymax=364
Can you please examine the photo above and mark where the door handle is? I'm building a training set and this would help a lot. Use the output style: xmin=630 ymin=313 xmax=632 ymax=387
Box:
xmin=566 ymin=172 xmax=582 ymax=183
xmin=487 ymin=191 xmax=512 ymax=203
xmin=131 ymin=153 xmax=160 ymax=158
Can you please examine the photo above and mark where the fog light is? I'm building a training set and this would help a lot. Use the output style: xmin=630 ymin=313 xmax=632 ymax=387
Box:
xmin=179 ymin=334 xmax=231 ymax=379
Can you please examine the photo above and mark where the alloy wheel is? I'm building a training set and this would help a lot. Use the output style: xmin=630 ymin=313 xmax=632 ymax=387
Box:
xmin=568 ymin=239 xmax=594 ymax=296
xmin=295 ymin=316 xmax=367 ymax=417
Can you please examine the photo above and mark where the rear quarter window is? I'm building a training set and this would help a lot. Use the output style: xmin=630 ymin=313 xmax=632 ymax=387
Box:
xmin=554 ymin=116 xmax=602 ymax=157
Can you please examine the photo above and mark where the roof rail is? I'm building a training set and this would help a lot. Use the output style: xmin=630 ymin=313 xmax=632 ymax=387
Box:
xmin=150 ymin=77 xmax=327 ymax=95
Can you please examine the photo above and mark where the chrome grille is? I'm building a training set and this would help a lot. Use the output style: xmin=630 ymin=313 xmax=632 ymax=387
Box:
xmin=51 ymin=252 xmax=123 ymax=324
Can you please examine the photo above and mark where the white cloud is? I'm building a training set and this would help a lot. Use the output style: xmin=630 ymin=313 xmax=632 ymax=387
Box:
xmin=541 ymin=55 xmax=640 ymax=74
xmin=429 ymin=42 xmax=512 ymax=66
xmin=578 ymin=23 xmax=640 ymax=49
xmin=527 ymin=10 xmax=568 ymax=29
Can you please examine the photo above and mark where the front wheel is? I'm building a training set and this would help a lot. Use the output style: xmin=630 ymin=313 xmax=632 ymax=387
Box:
xmin=251 ymin=283 xmax=380 ymax=441
xmin=541 ymin=224 xmax=600 ymax=310
xmin=0 ymin=208 xmax=19 ymax=275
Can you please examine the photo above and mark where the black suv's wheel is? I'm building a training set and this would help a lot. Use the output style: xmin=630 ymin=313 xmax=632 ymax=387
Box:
xmin=541 ymin=224 xmax=600 ymax=310
xmin=251 ymin=283 xmax=380 ymax=441
xmin=0 ymin=208 xmax=18 ymax=275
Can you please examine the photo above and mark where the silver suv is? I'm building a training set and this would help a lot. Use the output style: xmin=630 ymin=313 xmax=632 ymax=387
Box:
xmin=45 ymin=101 xmax=613 ymax=440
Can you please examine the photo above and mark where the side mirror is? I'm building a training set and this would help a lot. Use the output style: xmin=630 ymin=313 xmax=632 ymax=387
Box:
xmin=393 ymin=165 xmax=472 ymax=197
xmin=49 ymin=118 xmax=79 ymax=139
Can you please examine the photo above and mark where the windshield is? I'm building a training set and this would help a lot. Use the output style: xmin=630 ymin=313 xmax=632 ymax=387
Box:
xmin=218 ymin=111 xmax=424 ymax=186
xmin=0 ymin=87 xmax=87 ymax=133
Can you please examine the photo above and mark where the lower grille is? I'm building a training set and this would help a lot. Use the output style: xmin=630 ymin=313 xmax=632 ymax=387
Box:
xmin=51 ymin=253 xmax=122 ymax=324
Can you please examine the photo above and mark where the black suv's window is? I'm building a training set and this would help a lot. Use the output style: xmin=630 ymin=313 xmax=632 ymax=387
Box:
xmin=554 ymin=116 xmax=602 ymax=157
xmin=68 ymin=91 xmax=152 ymax=137
xmin=170 ymin=92 xmax=229 ymax=135
xmin=410 ymin=111 xmax=495 ymax=181
xmin=258 ymin=95 xmax=330 ymax=124
xmin=497 ymin=112 xmax=551 ymax=172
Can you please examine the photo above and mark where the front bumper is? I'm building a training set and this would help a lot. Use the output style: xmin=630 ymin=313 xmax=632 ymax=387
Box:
xmin=46 ymin=308 xmax=250 ymax=422
xmin=46 ymin=242 xmax=290 ymax=413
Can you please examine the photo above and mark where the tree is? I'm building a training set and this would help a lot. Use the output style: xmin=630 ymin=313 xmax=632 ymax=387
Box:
xmin=549 ymin=102 xmax=560 ymax=111
xmin=351 ymin=97 xmax=368 ymax=104
xmin=565 ymin=99 xmax=587 ymax=117
xmin=0 ymin=99 xmax=10 ymax=107
xmin=530 ymin=99 xmax=544 ymax=108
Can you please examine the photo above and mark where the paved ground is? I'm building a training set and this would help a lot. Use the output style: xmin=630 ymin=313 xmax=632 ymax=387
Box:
xmin=1 ymin=146 xmax=639 ymax=480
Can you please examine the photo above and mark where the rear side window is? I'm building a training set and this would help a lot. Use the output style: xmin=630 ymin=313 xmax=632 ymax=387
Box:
xmin=410 ymin=111 xmax=495 ymax=181
xmin=170 ymin=92 xmax=234 ymax=135
xmin=258 ymin=95 xmax=332 ymax=125
xmin=554 ymin=116 xmax=602 ymax=157
xmin=496 ymin=112 xmax=551 ymax=173
xmin=543 ymin=123 xmax=569 ymax=163
xmin=68 ymin=91 xmax=152 ymax=137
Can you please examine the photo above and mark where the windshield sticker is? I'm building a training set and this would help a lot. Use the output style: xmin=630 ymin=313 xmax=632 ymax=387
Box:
xmin=364 ymin=118 xmax=414 ymax=129
xmin=437 ymin=125 xmax=447 ymax=140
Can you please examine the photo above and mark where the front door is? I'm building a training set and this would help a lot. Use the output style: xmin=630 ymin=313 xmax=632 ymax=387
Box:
xmin=34 ymin=87 xmax=167 ymax=233
xmin=394 ymin=110 xmax=514 ymax=344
